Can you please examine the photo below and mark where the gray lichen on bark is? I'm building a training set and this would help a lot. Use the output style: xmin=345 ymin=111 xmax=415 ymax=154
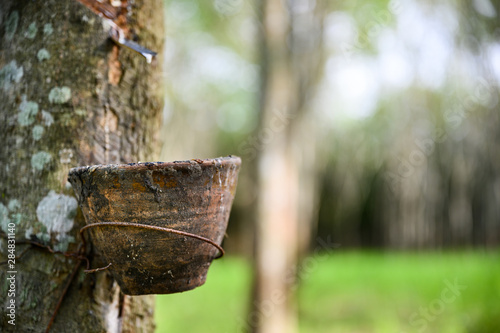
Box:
xmin=0 ymin=0 xmax=164 ymax=331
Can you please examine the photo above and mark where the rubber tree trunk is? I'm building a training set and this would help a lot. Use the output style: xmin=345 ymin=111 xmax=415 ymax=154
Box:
xmin=0 ymin=0 xmax=164 ymax=331
xmin=250 ymin=1 xmax=326 ymax=332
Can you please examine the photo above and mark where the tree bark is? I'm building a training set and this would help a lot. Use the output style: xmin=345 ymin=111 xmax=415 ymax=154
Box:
xmin=250 ymin=1 xmax=326 ymax=332
xmin=0 ymin=0 xmax=164 ymax=331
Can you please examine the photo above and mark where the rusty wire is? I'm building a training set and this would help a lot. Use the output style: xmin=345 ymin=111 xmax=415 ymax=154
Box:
xmin=45 ymin=259 xmax=82 ymax=333
xmin=79 ymin=221 xmax=225 ymax=273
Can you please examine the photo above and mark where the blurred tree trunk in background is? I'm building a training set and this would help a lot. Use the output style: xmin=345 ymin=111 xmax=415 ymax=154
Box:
xmin=316 ymin=0 xmax=500 ymax=250
xmin=251 ymin=0 xmax=326 ymax=332
xmin=380 ymin=1 xmax=500 ymax=249
xmin=0 ymin=0 xmax=163 ymax=331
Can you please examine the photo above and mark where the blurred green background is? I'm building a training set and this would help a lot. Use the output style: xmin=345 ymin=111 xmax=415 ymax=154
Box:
xmin=156 ymin=0 xmax=500 ymax=332
xmin=156 ymin=252 xmax=500 ymax=332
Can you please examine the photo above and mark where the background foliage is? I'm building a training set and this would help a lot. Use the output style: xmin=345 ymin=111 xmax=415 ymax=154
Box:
xmin=157 ymin=0 xmax=500 ymax=331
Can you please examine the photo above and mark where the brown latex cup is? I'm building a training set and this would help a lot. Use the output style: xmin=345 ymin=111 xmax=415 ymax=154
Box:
xmin=68 ymin=156 xmax=241 ymax=295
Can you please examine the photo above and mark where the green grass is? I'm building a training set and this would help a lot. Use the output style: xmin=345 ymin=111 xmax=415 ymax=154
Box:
xmin=155 ymin=257 xmax=251 ymax=333
xmin=155 ymin=251 xmax=500 ymax=332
